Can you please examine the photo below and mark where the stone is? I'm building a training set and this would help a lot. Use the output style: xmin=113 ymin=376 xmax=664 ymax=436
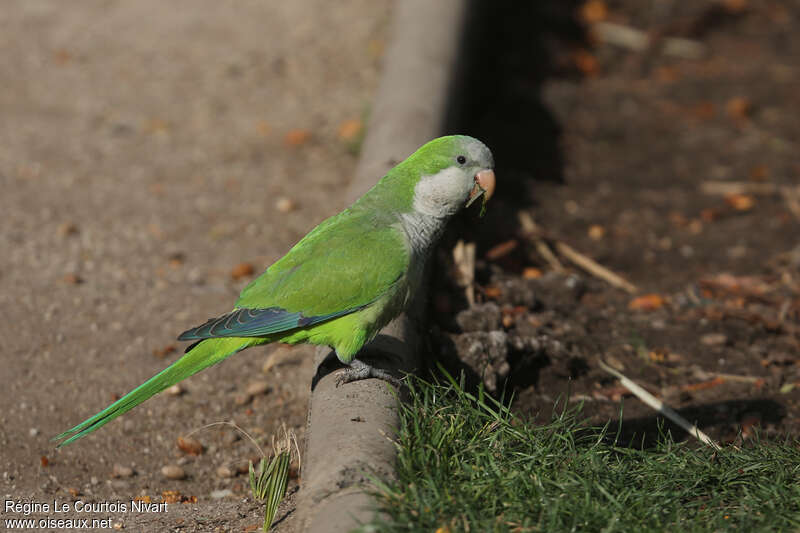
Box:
xmin=161 ymin=465 xmax=186 ymax=480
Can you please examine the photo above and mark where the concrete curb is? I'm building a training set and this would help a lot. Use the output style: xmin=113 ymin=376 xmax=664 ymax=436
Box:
xmin=297 ymin=1 xmax=469 ymax=531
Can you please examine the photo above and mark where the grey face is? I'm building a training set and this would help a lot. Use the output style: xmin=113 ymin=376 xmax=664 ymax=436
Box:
xmin=413 ymin=137 xmax=495 ymax=218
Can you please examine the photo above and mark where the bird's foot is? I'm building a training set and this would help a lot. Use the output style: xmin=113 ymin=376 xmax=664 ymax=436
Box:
xmin=335 ymin=359 xmax=403 ymax=388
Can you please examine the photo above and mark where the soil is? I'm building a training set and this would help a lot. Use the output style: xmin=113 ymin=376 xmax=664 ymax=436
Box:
xmin=0 ymin=1 xmax=390 ymax=531
xmin=3 ymin=1 xmax=799 ymax=532
xmin=435 ymin=0 xmax=800 ymax=447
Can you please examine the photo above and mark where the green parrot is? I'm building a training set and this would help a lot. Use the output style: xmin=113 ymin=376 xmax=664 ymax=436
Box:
xmin=54 ymin=135 xmax=495 ymax=446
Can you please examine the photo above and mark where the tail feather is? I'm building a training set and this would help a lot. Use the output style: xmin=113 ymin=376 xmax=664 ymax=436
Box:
xmin=53 ymin=337 xmax=262 ymax=447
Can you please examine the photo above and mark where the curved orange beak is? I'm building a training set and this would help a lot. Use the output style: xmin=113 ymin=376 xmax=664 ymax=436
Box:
xmin=466 ymin=169 xmax=496 ymax=208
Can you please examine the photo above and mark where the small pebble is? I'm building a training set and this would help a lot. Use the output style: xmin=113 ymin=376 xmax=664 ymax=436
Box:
xmin=231 ymin=262 xmax=255 ymax=280
xmin=246 ymin=381 xmax=270 ymax=396
xmin=161 ymin=465 xmax=186 ymax=480
xmin=262 ymin=345 xmax=295 ymax=374
xmin=112 ymin=464 xmax=134 ymax=478
xmin=167 ymin=384 xmax=184 ymax=396
xmin=275 ymin=197 xmax=296 ymax=213
xmin=57 ymin=222 xmax=79 ymax=238
xmin=63 ymin=273 xmax=82 ymax=284
xmin=234 ymin=393 xmax=252 ymax=406
xmin=221 ymin=432 xmax=241 ymax=445
xmin=90 ymin=476 xmax=99 ymax=486
xmin=176 ymin=436 xmax=204 ymax=456
xmin=187 ymin=267 xmax=204 ymax=284
xmin=701 ymin=333 xmax=728 ymax=346
xmin=337 ymin=118 xmax=363 ymax=141
xmin=284 ymin=129 xmax=311 ymax=146
xmin=210 ymin=489 xmax=233 ymax=499
xmin=216 ymin=466 xmax=235 ymax=478
xmin=29 ymin=428 xmax=39 ymax=437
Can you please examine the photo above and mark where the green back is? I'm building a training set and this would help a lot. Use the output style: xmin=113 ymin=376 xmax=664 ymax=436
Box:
xmin=236 ymin=209 xmax=408 ymax=316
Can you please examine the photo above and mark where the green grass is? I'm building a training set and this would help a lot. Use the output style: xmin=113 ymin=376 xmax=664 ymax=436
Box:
xmin=365 ymin=373 xmax=800 ymax=533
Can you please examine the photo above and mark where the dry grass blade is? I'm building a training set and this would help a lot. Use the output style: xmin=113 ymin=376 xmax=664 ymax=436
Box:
xmin=597 ymin=358 xmax=722 ymax=450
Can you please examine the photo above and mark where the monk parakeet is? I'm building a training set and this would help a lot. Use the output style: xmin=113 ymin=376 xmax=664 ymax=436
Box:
xmin=54 ymin=135 xmax=495 ymax=446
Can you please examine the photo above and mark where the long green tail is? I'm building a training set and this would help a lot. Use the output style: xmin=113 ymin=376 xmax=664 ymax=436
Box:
xmin=53 ymin=337 xmax=263 ymax=447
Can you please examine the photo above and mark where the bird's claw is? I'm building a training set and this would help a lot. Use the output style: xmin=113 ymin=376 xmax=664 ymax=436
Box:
xmin=335 ymin=359 xmax=403 ymax=388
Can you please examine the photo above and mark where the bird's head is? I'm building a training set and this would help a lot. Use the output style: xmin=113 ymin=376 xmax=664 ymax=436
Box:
xmin=405 ymin=135 xmax=496 ymax=218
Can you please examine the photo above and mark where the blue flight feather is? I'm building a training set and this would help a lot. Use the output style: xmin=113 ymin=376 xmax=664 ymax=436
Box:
xmin=176 ymin=306 xmax=354 ymax=340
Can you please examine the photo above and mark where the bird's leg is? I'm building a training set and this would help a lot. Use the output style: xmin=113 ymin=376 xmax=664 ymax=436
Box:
xmin=335 ymin=358 xmax=402 ymax=388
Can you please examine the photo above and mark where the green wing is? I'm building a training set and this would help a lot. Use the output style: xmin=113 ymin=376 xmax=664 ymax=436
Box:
xmin=179 ymin=210 xmax=408 ymax=340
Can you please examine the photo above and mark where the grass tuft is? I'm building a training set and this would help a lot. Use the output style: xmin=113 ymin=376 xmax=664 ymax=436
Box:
xmin=249 ymin=425 xmax=299 ymax=532
xmin=367 ymin=372 xmax=800 ymax=532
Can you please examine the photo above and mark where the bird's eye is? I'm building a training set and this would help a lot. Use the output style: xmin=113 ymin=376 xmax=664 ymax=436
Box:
xmin=456 ymin=155 xmax=467 ymax=165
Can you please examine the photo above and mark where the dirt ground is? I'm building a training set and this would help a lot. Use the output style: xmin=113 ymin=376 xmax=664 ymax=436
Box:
xmin=3 ymin=0 xmax=800 ymax=532
xmin=0 ymin=1 xmax=390 ymax=531
xmin=436 ymin=0 xmax=800 ymax=447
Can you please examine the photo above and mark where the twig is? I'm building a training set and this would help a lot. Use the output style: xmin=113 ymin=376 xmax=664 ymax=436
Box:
xmin=711 ymin=373 xmax=765 ymax=384
xmin=691 ymin=366 xmax=766 ymax=384
xmin=518 ymin=211 xmax=637 ymax=292
xmin=661 ymin=37 xmax=707 ymax=60
xmin=535 ymin=240 xmax=566 ymax=273
xmin=700 ymin=181 xmax=782 ymax=196
xmin=593 ymin=21 xmax=648 ymax=51
xmin=592 ymin=21 xmax=706 ymax=59
xmin=701 ymin=181 xmax=800 ymax=220
xmin=597 ymin=358 xmax=722 ymax=450
xmin=780 ymin=187 xmax=800 ymax=220
xmin=517 ymin=211 xmax=566 ymax=272
xmin=452 ymin=239 xmax=476 ymax=306
xmin=556 ymin=242 xmax=639 ymax=294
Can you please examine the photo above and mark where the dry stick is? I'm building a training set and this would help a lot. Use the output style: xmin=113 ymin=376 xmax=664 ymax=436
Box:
xmin=535 ymin=240 xmax=567 ymax=273
xmin=701 ymin=181 xmax=800 ymax=220
xmin=556 ymin=242 xmax=639 ymax=294
xmin=597 ymin=359 xmax=722 ymax=450
xmin=692 ymin=366 xmax=766 ymax=384
xmin=592 ymin=21 xmax=706 ymax=59
xmin=711 ymin=373 xmax=764 ymax=384
xmin=700 ymin=181 xmax=782 ymax=195
xmin=780 ymin=188 xmax=800 ymax=220
xmin=518 ymin=211 xmax=637 ymax=292
xmin=452 ymin=239 xmax=476 ymax=306
xmin=517 ymin=212 xmax=566 ymax=272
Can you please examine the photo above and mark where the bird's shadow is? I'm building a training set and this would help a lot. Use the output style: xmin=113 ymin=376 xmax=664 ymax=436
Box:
xmin=445 ymin=0 xmax=589 ymax=191
xmin=440 ymin=0 xmax=589 ymax=273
